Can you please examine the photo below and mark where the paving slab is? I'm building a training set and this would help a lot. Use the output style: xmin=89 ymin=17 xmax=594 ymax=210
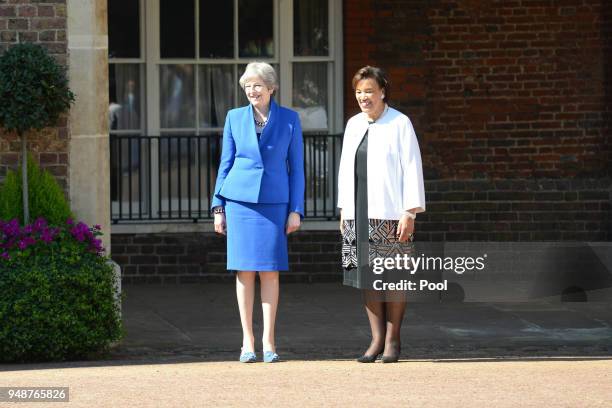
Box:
xmin=113 ymin=283 xmax=612 ymax=361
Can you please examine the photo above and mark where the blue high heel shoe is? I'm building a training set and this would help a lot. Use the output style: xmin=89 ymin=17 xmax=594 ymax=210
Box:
xmin=239 ymin=349 xmax=257 ymax=363
xmin=263 ymin=351 xmax=280 ymax=363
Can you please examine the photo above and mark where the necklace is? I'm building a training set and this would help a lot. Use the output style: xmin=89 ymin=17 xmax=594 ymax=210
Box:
xmin=254 ymin=117 xmax=268 ymax=127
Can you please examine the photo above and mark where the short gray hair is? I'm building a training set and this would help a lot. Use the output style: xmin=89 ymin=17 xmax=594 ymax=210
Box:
xmin=239 ymin=62 xmax=278 ymax=91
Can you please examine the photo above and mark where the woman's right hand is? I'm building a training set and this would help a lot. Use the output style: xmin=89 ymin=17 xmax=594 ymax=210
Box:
xmin=214 ymin=213 xmax=226 ymax=235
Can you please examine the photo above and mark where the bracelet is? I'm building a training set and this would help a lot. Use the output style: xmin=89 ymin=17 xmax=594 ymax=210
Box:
xmin=404 ymin=211 xmax=416 ymax=220
xmin=213 ymin=206 xmax=225 ymax=214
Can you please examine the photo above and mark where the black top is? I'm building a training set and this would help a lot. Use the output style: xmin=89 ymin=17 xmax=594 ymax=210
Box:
xmin=354 ymin=130 xmax=371 ymax=288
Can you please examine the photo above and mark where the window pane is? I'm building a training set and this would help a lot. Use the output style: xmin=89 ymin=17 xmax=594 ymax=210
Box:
xmin=294 ymin=0 xmax=328 ymax=56
xmin=160 ymin=65 xmax=196 ymax=128
xmin=199 ymin=0 xmax=234 ymax=58
xmin=108 ymin=0 xmax=140 ymax=58
xmin=199 ymin=65 xmax=235 ymax=128
xmin=160 ymin=0 xmax=195 ymax=58
xmin=293 ymin=62 xmax=328 ymax=129
xmin=237 ymin=64 xmax=249 ymax=106
xmin=109 ymin=64 xmax=142 ymax=130
xmin=238 ymin=0 xmax=274 ymax=58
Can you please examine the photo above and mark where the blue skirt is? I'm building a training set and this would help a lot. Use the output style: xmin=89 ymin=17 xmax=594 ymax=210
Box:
xmin=225 ymin=199 xmax=289 ymax=271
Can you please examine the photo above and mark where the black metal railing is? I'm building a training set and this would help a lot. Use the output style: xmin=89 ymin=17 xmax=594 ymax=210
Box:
xmin=110 ymin=134 xmax=342 ymax=223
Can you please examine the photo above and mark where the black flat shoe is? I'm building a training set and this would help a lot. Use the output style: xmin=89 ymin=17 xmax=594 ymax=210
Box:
xmin=357 ymin=353 xmax=381 ymax=363
xmin=381 ymin=343 xmax=401 ymax=363
xmin=381 ymin=354 xmax=399 ymax=363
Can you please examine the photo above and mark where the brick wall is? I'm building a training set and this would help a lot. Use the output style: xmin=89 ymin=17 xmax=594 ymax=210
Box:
xmin=421 ymin=178 xmax=610 ymax=241
xmin=106 ymin=1 xmax=610 ymax=281
xmin=344 ymin=0 xmax=611 ymax=179
xmin=113 ymin=231 xmax=342 ymax=284
xmin=0 ymin=1 xmax=69 ymax=192
xmin=1 ymin=1 xmax=609 ymax=281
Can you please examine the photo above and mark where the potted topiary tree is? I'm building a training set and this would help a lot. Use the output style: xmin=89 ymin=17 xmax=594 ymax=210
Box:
xmin=0 ymin=44 xmax=121 ymax=363
xmin=0 ymin=43 xmax=75 ymax=224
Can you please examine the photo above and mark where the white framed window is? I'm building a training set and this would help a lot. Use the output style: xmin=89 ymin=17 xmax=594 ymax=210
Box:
xmin=142 ymin=0 xmax=343 ymax=135
xmin=108 ymin=0 xmax=148 ymax=218
xmin=108 ymin=0 xmax=343 ymax=133
xmin=282 ymin=0 xmax=342 ymax=133
xmin=108 ymin=0 xmax=343 ymax=220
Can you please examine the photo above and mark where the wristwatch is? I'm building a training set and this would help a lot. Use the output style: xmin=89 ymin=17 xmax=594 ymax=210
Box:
xmin=213 ymin=206 xmax=225 ymax=214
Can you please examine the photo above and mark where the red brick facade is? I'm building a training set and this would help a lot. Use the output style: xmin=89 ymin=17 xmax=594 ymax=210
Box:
xmin=0 ymin=1 xmax=69 ymax=191
xmin=344 ymin=0 xmax=611 ymax=179
xmin=2 ymin=1 xmax=611 ymax=282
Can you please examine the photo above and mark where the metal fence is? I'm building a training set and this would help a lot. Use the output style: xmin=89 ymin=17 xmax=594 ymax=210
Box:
xmin=109 ymin=134 xmax=342 ymax=223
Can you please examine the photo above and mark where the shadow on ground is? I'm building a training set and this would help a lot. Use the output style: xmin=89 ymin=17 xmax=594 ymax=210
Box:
xmin=2 ymin=283 xmax=611 ymax=370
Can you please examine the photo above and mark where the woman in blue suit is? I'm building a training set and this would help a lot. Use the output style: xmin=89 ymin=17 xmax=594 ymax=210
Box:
xmin=211 ymin=62 xmax=305 ymax=363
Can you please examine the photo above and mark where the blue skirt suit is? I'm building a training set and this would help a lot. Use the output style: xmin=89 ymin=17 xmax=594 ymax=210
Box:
xmin=211 ymin=99 xmax=305 ymax=271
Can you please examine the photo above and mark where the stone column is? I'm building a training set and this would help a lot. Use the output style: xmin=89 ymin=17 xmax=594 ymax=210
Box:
xmin=66 ymin=0 xmax=111 ymax=251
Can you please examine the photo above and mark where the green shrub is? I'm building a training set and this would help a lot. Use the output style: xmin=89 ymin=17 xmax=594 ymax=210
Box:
xmin=0 ymin=170 xmax=21 ymax=223
xmin=0 ymin=155 xmax=72 ymax=225
xmin=0 ymin=218 xmax=122 ymax=363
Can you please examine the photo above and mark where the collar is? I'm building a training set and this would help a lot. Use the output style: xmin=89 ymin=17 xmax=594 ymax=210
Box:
xmin=365 ymin=104 xmax=389 ymax=124
xmin=248 ymin=98 xmax=278 ymax=125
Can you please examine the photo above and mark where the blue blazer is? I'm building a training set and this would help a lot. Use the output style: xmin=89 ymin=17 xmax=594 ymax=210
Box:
xmin=211 ymin=99 xmax=305 ymax=216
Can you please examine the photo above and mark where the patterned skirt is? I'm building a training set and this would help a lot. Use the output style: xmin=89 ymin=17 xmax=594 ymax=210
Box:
xmin=342 ymin=218 xmax=415 ymax=289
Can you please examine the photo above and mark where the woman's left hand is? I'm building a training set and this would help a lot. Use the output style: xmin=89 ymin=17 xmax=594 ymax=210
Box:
xmin=396 ymin=214 xmax=415 ymax=242
xmin=286 ymin=212 xmax=301 ymax=234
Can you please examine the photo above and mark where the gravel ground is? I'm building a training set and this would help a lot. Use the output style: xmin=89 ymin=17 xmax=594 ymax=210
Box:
xmin=1 ymin=357 xmax=611 ymax=407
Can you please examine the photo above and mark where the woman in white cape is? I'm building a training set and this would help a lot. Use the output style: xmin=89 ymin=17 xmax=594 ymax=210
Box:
xmin=338 ymin=66 xmax=426 ymax=363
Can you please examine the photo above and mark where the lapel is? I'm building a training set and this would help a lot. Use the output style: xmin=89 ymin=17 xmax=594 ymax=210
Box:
xmin=258 ymin=98 xmax=278 ymax=147
xmin=351 ymin=106 xmax=389 ymax=153
xmin=245 ymin=103 xmax=264 ymax=165
xmin=352 ymin=113 xmax=370 ymax=152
